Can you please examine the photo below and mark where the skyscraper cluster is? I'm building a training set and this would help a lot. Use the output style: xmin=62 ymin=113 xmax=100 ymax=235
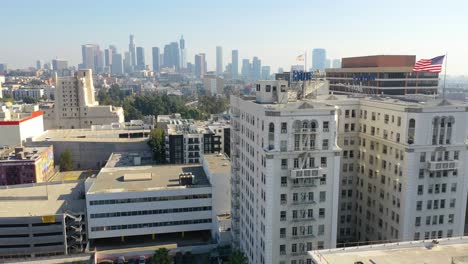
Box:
xmin=312 ymin=48 xmax=341 ymax=71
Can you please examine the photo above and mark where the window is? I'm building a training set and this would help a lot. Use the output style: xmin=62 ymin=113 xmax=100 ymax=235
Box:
xmin=322 ymin=139 xmax=329 ymax=150
xmin=427 ymin=200 xmax=432 ymax=210
xmin=280 ymin=228 xmax=286 ymax=238
xmin=318 ymin=225 xmax=325 ymax=235
xmin=448 ymin=214 xmax=454 ymax=224
xmin=280 ymin=194 xmax=287 ymax=204
xmin=291 ymin=243 xmax=297 ymax=253
xmin=320 ymin=191 xmax=326 ymax=202
xmin=321 ymin=157 xmax=327 ymax=167
xmin=415 ymin=217 xmax=421 ymax=226
xmin=417 ymin=185 xmax=423 ymax=195
xmin=319 ymin=208 xmax=325 ymax=218
xmin=280 ymin=211 xmax=286 ymax=221
xmin=416 ymin=201 xmax=422 ymax=211
xmin=281 ymin=122 xmax=287 ymax=133
xmin=280 ymin=245 xmax=286 ymax=255
xmin=281 ymin=177 xmax=287 ymax=187
xmin=451 ymin=183 xmax=457 ymax=192
xmin=450 ymin=199 xmax=456 ymax=208
xmin=323 ymin=121 xmax=329 ymax=132
xmin=281 ymin=159 xmax=288 ymax=169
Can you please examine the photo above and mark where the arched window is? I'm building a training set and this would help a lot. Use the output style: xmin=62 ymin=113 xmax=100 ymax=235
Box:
xmin=268 ymin=123 xmax=275 ymax=150
xmin=311 ymin=120 xmax=318 ymax=132
xmin=446 ymin=116 xmax=455 ymax=144
xmin=269 ymin=123 xmax=275 ymax=133
xmin=432 ymin=117 xmax=439 ymax=145
xmin=407 ymin=118 xmax=416 ymax=144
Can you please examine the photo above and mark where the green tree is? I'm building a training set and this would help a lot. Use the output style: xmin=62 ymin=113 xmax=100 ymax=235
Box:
xmin=229 ymin=250 xmax=247 ymax=264
xmin=198 ymin=96 xmax=229 ymax=115
xmin=181 ymin=108 xmax=204 ymax=120
xmin=59 ymin=150 xmax=73 ymax=171
xmin=22 ymin=96 xmax=38 ymax=104
xmin=148 ymin=128 xmax=166 ymax=164
xmin=152 ymin=248 xmax=172 ymax=264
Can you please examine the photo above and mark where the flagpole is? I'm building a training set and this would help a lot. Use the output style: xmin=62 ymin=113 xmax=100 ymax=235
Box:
xmin=305 ymin=50 xmax=307 ymax=72
xmin=443 ymin=52 xmax=447 ymax=100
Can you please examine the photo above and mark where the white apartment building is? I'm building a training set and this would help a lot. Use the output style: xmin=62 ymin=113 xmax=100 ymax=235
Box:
xmin=318 ymin=95 xmax=468 ymax=245
xmin=44 ymin=69 xmax=124 ymax=129
xmin=230 ymin=80 xmax=340 ymax=264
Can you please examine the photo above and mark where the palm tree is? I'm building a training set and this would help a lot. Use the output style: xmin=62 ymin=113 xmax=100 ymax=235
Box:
xmin=153 ymin=248 xmax=172 ymax=264
xmin=229 ymin=250 xmax=248 ymax=264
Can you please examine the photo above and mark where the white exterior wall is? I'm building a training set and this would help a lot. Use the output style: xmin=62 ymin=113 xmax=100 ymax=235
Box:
xmin=0 ymin=114 xmax=44 ymax=147
xmin=327 ymin=96 xmax=468 ymax=245
xmin=86 ymin=187 xmax=212 ymax=239
xmin=230 ymin=85 xmax=340 ymax=264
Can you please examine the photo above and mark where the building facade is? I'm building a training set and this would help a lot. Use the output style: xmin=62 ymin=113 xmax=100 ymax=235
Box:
xmin=0 ymin=146 xmax=54 ymax=186
xmin=0 ymin=104 xmax=44 ymax=147
xmin=230 ymin=80 xmax=340 ymax=264
xmin=326 ymin=55 xmax=439 ymax=95
xmin=321 ymin=95 xmax=468 ymax=244
xmin=0 ymin=181 xmax=86 ymax=260
xmin=44 ymin=69 xmax=124 ymax=129
xmin=85 ymin=153 xmax=230 ymax=244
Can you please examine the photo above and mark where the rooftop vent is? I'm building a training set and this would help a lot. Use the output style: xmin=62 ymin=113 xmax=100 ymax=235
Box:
xmin=123 ymin=173 xmax=152 ymax=182
xmin=179 ymin=173 xmax=194 ymax=186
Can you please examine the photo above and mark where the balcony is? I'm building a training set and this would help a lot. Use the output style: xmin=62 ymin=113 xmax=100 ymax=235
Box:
xmin=290 ymin=234 xmax=315 ymax=240
xmin=290 ymin=168 xmax=321 ymax=179
xmin=427 ymin=160 xmax=458 ymax=171
xmin=291 ymin=217 xmax=315 ymax=222
xmin=291 ymin=199 xmax=316 ymax=205
xmin=294 ymin=128 xmax=317 ymax=134
xmin=290 ymin=251 xmax=308 ymax=256
xmin=290 ymin=180 xmax=317 ymax=188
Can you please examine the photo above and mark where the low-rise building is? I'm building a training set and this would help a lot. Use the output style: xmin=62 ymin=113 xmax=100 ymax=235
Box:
xmin=159 ymin=115 xmax=230 ymax=164
xmin=0 ymin=181 xmax=86 ymax=260
xmin=25 ymin=123 xmax=151 ymax=170
xmin=0 ymin=104 xmax=45 ymax=147
xmin=85 ymin=152 xmax=231 ymax=246
xmin=0 ymin=146 xmax=54 ymax=186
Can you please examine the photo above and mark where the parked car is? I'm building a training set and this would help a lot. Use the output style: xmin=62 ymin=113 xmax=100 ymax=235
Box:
xmin=117 ymin=256 xmax=125 ymax=264
xmin=139 ymin=256 xmax=146 ymax=264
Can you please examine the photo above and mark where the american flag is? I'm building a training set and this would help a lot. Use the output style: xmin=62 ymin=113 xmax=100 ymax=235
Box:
xmin=412 ymin=55 xmax=445 ymax=73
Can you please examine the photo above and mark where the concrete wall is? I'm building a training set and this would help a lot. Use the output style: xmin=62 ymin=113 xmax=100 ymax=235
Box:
xmin=26 ymin=140 xmax=150 ymax=170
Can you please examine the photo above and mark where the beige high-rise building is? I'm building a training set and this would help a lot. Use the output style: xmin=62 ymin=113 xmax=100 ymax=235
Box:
xmin=44 ymin=69 xmax=124 ymax=129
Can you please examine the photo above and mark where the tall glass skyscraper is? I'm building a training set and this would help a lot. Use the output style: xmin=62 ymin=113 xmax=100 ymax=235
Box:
xmin=136 ymin=47 xmax=145 ymax=70
xmin=231 ymin=50 xmax=239 ymax=79
xmin=312 ymin=48 xmax=327 ymax=71
xmin=152 ymin=47 xmax=160 ymax=73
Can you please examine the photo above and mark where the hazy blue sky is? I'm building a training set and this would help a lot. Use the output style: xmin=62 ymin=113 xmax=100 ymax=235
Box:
xmin=1 ymin=0 xmax=467 ymax=74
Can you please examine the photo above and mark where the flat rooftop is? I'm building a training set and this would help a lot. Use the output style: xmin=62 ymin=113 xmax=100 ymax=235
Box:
xmin=310 ymin=237 xmax=468 ymax=264
xmin=105 ymin=152 xmax=153 ymax=168
xmin=0 ymin=181 xmax=85 ymax=217
xmin=34 ymin=128 xmax=150 ymax=142
xmin=88 ymin=164 xmax=210 ymax=194
xmin=203 ymin=154 xmax=230 ymax=174
xmin=0 ymin=146 xmax=51 ymax=163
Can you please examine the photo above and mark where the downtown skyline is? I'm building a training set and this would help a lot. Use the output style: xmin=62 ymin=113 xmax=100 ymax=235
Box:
xmin=1 ymin=0 xmax=467 ymax=75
